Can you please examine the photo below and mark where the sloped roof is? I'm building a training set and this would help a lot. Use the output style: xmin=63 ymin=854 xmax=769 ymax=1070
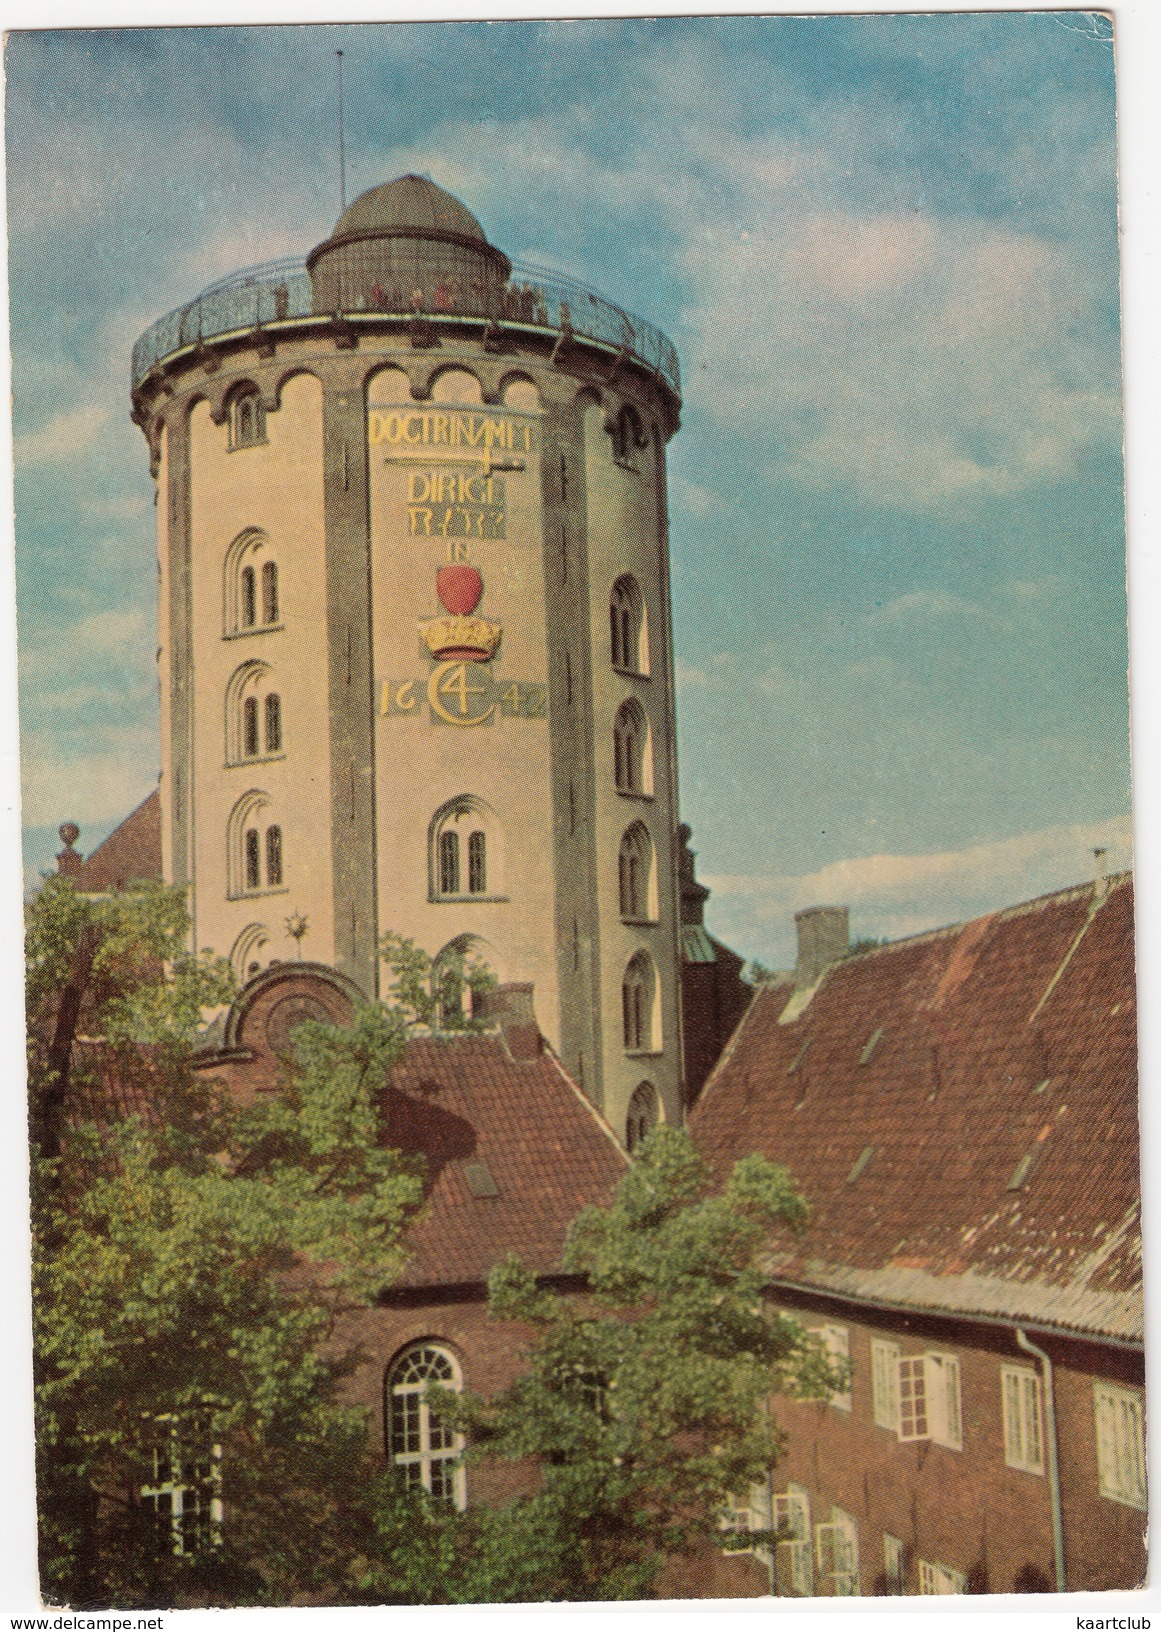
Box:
xmin=689 ymin=876 xmax=1142 ymax=1345
xmin=71 ymin=789 xmax=162 ymax=892
xmin=383 ymin=1032 xmax=628 ymax=1289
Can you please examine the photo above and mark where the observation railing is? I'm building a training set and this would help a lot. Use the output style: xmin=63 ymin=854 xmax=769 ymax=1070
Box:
xmin=131 ymin=254 xmax=680 ymax=398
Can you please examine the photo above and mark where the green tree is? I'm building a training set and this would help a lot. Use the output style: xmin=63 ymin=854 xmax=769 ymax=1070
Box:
xmin=27 ymin=878 xmax=429 ymax=1607
xmin=356 ymin=1126 xmax=841 ymax=1603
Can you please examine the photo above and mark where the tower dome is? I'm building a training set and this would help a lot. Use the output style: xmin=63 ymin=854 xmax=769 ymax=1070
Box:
xmin=332 ymin=174 xmax=489 ymax=246
xmin=307 ymin=173 xmax=510 ymax=315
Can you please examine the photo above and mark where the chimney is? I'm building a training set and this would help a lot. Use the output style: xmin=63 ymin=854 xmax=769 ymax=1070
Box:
xmin=475 ymin=981 xmax=541 ymax=1060
xmin=56 ymin=822 xmax=83 ymax=879
xmin=794 ymin=905 xmax=849 ymax=987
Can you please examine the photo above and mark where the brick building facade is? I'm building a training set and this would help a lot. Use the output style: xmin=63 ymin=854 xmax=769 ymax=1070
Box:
xmin=690 ymin=872 xmax=1145 ymax=1595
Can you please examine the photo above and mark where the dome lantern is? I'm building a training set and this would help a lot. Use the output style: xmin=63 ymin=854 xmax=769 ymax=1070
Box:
xmin=306 ymin=174 xmax=510 ymax=316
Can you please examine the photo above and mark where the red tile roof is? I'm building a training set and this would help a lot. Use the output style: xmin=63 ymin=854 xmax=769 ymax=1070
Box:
xmin=72 ymin=790 xmax=162 ymax=892
xmin=689 ymin=876 xmax=1141 ymax=1344
xmin=384 ymin=1033 xmax=629 ymax=1288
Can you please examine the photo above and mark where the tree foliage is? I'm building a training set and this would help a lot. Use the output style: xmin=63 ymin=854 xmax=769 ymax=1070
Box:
xmin=28 ymin=878 xmax=428 ymax=1607
xmin=356 ymin=1127 xmax=842 ymax=1603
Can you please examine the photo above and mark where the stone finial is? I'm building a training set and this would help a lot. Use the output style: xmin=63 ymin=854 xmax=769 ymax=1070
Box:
xmin=56 ymin=822 xmax=83 ymax=878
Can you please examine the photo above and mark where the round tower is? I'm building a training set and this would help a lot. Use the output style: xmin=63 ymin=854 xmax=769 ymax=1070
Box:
xmin=131 ymin=174 xmax=684 ymax=1141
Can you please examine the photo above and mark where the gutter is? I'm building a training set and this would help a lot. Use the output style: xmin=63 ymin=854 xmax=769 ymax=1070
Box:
xmin=763 ymin=1275 xmax=1144 ymax=1354
xmin=1016 ymin=1328 xmax=1066 ymax=1593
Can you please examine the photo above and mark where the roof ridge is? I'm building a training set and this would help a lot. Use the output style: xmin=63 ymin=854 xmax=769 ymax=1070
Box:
xmin=542 ymin=1047 xmax=631 ymax=1167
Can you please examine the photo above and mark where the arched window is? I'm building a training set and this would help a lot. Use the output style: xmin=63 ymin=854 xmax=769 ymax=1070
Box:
xmin=230 ymin=923 xmax=270 ymax=985
xmin=431 ymin=934 xmax=496 ymax=1027
xmin=610 ymin=576 xmax=648 ymax=674
xmin=613 ymin=699 xmax=652 ymax=796
xmin=386 ymin=1344 xmax=465 ymax=1510
xmin=611 ymin=403 xmax=644 ymax=465
xmin=227 ymin=790 xmax=285 ymax=898
xmin=228 ymin=386 xmax=266 ymax=451
xmin=226 ymin=661 xmax=283 ymax=764
xmin=224 ymin=529 xmax=281 ymax=637
xmin=618 ymin=822 xmax=657 ymax=922
xmin=626 ymin=1081 xmax=660 ymax=1153
xmin=622 ymin=951 xmax=660 ymax=1053
xmin=430 ymin=796 xmax=502 ymax=901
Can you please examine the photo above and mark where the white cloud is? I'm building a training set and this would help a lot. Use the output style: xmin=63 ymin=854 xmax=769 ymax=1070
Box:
xmin=14 ymin=404 xmax=111 ymax=469
xmin=703 ymin=815 xmax=1134 ymax=967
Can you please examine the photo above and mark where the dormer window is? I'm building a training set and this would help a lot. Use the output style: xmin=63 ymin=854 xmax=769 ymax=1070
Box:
xmin=229 ymin=388 xmax=266 ymax=450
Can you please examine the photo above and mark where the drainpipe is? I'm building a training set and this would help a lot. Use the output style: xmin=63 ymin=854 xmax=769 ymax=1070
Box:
xmin=1016 ymin=1328 xmax=1066 ymax=1592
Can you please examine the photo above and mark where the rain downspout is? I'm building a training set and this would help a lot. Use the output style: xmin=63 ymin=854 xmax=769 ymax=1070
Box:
xmin=1017 ymin=1328 xmax=1066 ymax=1592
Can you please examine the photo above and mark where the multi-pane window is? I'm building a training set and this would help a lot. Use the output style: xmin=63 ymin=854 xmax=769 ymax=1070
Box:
xmin=721 ymin=1479 xmax=773 ymax=1563
xmin=140 ymin=1412 xmax=222 ymax=1558
xmin=618 ymin=822 xmax=655 ymax=921
xmin=883 ymin=1534 xmax=906 ymax=1595
xmin=614 ymin=699 xmax=650 ymax=794
xmin=229 ymin=793 xmax=284 ymax=898
xmin=809 ymin=1324 xmax=851 ymax=1411
xmin=625 ymin=1081 xmax=658 ymax=1153
xmin=229 ymin=389 xmax=266 ymax=450
xmin=871 ymin=1338 xmax=901 ymax=1430
xmin=774 ymin=1488 xmax=813 ymax=1596
xmin=897 ymin=1351 xmax=963 ymax=1449
xmin=224 ymin=530 xmax=280 ymax=637
xmin=919 ymin=1559 xmax=967 ymax=1594
xmin=1093 ymin=1382 xmax=1146 ymax=1509
xmin=610 ymin=576 xmax=646 ymax=673
xmin=815 ymin=1507 xmax=859 ymax=1595
xmin=431 ymin=799 xmax=496 ymax=901
xmin=621 ymin=952 xmax=658 ymax=1053
xmin=1001 ymin=1365 xmax=1044 ymax=1474
xmin=387 ymin=1344 xmax=466 ymax=1510
xmin=227 ymin=660 xmax=283 ymax=765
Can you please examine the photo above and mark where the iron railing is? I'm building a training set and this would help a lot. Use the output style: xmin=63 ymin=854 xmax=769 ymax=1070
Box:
xmin=132 ymin=254 xmax=680 ymax=398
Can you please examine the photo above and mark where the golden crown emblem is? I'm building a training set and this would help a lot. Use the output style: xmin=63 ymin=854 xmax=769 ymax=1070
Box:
xmin=420 ymin=614 xmax=502 ymax=662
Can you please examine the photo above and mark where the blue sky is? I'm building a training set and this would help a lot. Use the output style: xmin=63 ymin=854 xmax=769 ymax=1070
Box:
xmin=4 ymin=13 xmax=1132 ymax=967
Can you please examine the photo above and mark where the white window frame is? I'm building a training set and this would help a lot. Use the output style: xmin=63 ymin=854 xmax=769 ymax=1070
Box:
xmin=810 ymin=1323 xmax=852 ymax=1411
xmin=883 ymin=1533 xmax=905 ymax=1595
xmin=721 ymin=1478 xmax=773 ymax=1564
xmin=871 ymin=1337 xmax=901 ymax=1430
xmin=919 ymin=1558 xmax=967 ymax=1594
xmin=139 ymin=1411 xmax=223 ymax=1557
xmin=897 ymin=1350 xmax=962 ymax=1449
xmin=815 ymin=1506 xmax=859 ymax=1595
xmin=1001 ymin=1364 xmax=1045 ymax=1474
xmin=387 ymin=1343 xmax=467 ymax=1510
xmin=773 ymin=1484 xmax=812 ymax=1595
xmin=1093 ymin=1381 xmax=1147 ymax=1510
